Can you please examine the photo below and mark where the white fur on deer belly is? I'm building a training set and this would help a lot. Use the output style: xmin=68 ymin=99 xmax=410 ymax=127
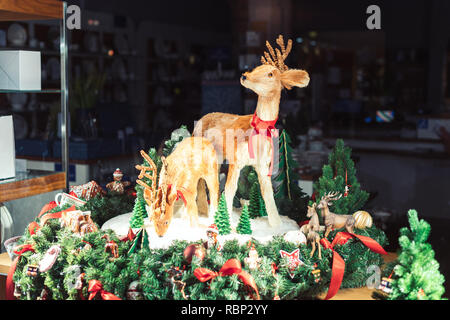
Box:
xmin=101 ymin=205 xmax=300 ymax=250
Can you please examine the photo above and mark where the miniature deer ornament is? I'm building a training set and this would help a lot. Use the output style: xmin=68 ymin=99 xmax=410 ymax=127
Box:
xmin=193 ymin=35 xmax=310 ymax=227
xmin=136 ymin=137 xmax=220 ymax=237
xmin=300 ymin=203 xmax=322 ymax=259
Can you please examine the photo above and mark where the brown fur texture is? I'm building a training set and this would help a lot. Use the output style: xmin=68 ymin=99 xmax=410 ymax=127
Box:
xmin=151 ymin=137 xmax=219 ymax=237
xmin=193 ymin=35 xmax=310 ymax=227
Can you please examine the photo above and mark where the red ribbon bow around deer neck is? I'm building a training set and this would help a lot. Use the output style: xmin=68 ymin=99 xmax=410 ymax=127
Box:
xmin=194 ymin=258 xmax=260 ymax=300
xmin=320 ymin=231 xmax=387 ymax=300
xmin=88 ymin=280 xmax=121 ymax=300
xmin=6 ymin=244 xmax=35 ymax=300
xmin=167 ymin=184 xmax=188 ymax=207
xmin=248 ymin=112 xmax=278 ymax=176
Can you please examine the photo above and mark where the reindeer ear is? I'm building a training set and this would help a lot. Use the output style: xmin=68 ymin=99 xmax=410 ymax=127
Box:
xmin=280 ymin=69 xmax=310 ymax=89
xmin=328 ymin=201 xmax=333 ymax=206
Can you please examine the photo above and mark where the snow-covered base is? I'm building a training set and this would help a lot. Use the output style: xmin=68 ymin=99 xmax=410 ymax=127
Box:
xmin=101 ymin=204 xmax=303 ymax=250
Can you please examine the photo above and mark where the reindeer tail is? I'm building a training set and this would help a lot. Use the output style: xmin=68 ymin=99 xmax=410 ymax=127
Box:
xmin=353 ymin=211 xmax=373 ymax=229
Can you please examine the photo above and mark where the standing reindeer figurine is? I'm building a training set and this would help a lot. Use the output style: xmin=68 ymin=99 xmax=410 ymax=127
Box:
xmin=301 ymin=203 xmax=322 ymax=259
xmin=136 ymin=137 xmax=220 ymax=237
xmin=194 ymin=35 xmax=310 ymax=227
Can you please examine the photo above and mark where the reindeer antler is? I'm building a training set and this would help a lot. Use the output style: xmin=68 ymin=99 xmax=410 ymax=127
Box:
xmin=261 ymin=35 xmax=293 ymax=72
xmin=322 ymin=191 xmax=342 ymax=202
xmin=135 ymin=150 xmax=158 ymax=204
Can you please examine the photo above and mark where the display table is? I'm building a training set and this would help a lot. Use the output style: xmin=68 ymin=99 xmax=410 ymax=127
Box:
xmin=0 ymin=251 xmax=398 ymax=300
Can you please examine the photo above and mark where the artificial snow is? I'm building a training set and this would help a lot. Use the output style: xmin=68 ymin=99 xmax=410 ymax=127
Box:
xmin=101 ymin=202 xmax=303 ymax=249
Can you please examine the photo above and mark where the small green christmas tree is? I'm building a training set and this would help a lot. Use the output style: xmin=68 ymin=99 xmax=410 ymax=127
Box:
xmin=214 ymin=193 xmax=231 ymax=235
xmin=313 ymin=139 xmax=369 ymax=215
xmin=129 ymin=197 xmax=147 ymax=228
xmin=237 ymin=205 xmax=252 ymax=235
xmin=388 ymin=210 xmax=446 ymax=300
xmin=128 ymin=228 xmax=149 ymax=254
xmin=274 ymin=130 xmax=305 ymax=201
xmin=248 ymin=183 xmax=267 ymax=219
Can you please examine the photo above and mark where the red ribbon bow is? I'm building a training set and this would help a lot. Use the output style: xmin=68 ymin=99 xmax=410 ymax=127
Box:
xmin=248 ymin=113 xmax=278 ymax=176
xmin=167 ymin=184 xmax=188 ymax=207
xmin=88 ymin=280 xmax=121 ymax=300
xmin=320 ymin=231 xmax=387 ymax=300
xmin=6 ymin=244 xmax=35 ymax=300
xmin=194 ymin=258 xmax=260 ymax=300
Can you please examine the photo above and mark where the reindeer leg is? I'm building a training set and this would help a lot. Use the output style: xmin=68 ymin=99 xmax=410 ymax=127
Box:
xmin=317 ymin=239 xmax=322 ymax=260
xmin=310 ymin=241 xmax=316 ymax=258
xmin=204 ymin=173 xmax=219 ymax=216
xmin=185 ymin=193 xmax=200 ymax=228
xmin=196 ymin=179 xmax=209 ymax=217
xmin=324 ymin=226 xmax=332 ymax=239
xmin=255 ymin=165 xmax=281 ymax=227
xmin=224 ymin=164 xmax=241 ymax=222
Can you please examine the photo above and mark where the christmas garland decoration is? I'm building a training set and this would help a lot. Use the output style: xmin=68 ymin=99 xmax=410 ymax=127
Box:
xmin=8 ymin=197 xmax=388 ymax=300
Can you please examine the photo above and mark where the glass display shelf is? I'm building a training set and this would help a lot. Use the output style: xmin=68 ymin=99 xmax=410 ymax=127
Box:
xmin=0 ymin=89 xmax=61 ymax=93
xmin=0 ymin=170 xmax=65 ymax=203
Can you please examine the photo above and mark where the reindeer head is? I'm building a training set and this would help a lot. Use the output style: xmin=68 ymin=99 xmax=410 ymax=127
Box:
xmin=240 ymin=35 xmax=310 ymax=97
xmin=152 ymin=157 xmax=178 ymax=237
xmin=306 ymin=203 xmax=317 ymax=218
xmin=317 ymin=191 xmax=342 ymax=210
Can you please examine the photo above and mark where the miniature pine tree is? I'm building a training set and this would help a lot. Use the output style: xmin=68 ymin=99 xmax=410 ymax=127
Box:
xmin=214 ymin=193 xmax=231 ymax=235
xmin=313 ymin=139 xmax=369 ymax=215
xmin=388 ymin=210 xmax=446 ymax=300
xmin=237 ymin=205 xmax=252 ymax=235
xmin=274 ymin=130 xmax=306 ymax=201
xmin=129 ymin=196 xmax=147 ymax=228
xmin=128 ymin=228 xmax=149 ymax=254
xmin=248 ymin=183 xmax=267 ymax=218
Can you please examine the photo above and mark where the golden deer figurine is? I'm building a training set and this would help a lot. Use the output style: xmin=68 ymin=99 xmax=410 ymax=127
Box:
xmin=193 ymin=35 xmax=310 ymax=227
xmin=136 ymin=137 xmax=220 ymax=237
xmin=317 ymin=191 xmax=373 ymax=238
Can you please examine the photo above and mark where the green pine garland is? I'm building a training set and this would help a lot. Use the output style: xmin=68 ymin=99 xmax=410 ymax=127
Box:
xmin=12 ymin=198 xmax=389 ymax=300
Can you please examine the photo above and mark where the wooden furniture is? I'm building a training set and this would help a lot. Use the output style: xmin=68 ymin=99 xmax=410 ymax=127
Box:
xmin=0 ymin=0 xmax=62 ymax=21
xmin=0 ymin=171 xmax=65 ymax=203
xmin=0 ymin=251 xmax=398 ymax=300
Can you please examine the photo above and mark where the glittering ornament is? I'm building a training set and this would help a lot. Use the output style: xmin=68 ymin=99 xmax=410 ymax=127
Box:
xmin=39 ymin=245 xmax=61 ymax=272
xmin=279 ymin=249 xmax=304 ymax=278
xmin=126 ymin=280 xmax=144 ymax=300
xmin=183 ymin=244 xmax=206 ymax=264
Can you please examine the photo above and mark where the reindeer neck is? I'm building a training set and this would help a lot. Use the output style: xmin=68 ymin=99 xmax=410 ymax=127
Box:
xmin=320 ymin=206 xmax=331 ymax=218
xmin=255 ymin=91 xmax=280 ymax=121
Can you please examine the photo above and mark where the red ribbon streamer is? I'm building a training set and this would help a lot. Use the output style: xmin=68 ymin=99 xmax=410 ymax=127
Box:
xmin=37 ymin=201 xmax=57 ymax=218
xmin=88 ymin=280 xmax=121 ymax=300
xmin=6 ymin=244 xmax=35 ymax=300
xmin=320 ymin=231 xmax=387 ymax=300
xmin=194 ymin=258 xmax=260 ymax=300
xmin=248 ymin=113 xmax=278 ymax=176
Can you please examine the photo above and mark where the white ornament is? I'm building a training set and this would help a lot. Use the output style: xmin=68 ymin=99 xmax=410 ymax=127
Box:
xmin=283 ymin=230 xmax=307 ymax=246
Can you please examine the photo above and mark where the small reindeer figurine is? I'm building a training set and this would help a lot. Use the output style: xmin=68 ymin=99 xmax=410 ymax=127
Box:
xmin=194 ymin=35 xmax=310 ymax=228
xmin=301 ymin=203 xmax=322 ymax=259
xmin=136 ymin=137 xmax=220 ymax=237
xmin=317 ymin=191 xmax=356 ymax=238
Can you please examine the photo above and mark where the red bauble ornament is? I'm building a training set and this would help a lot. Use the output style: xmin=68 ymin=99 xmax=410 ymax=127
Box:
xmin=183 ymin=244 xmax=206 ymax=264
